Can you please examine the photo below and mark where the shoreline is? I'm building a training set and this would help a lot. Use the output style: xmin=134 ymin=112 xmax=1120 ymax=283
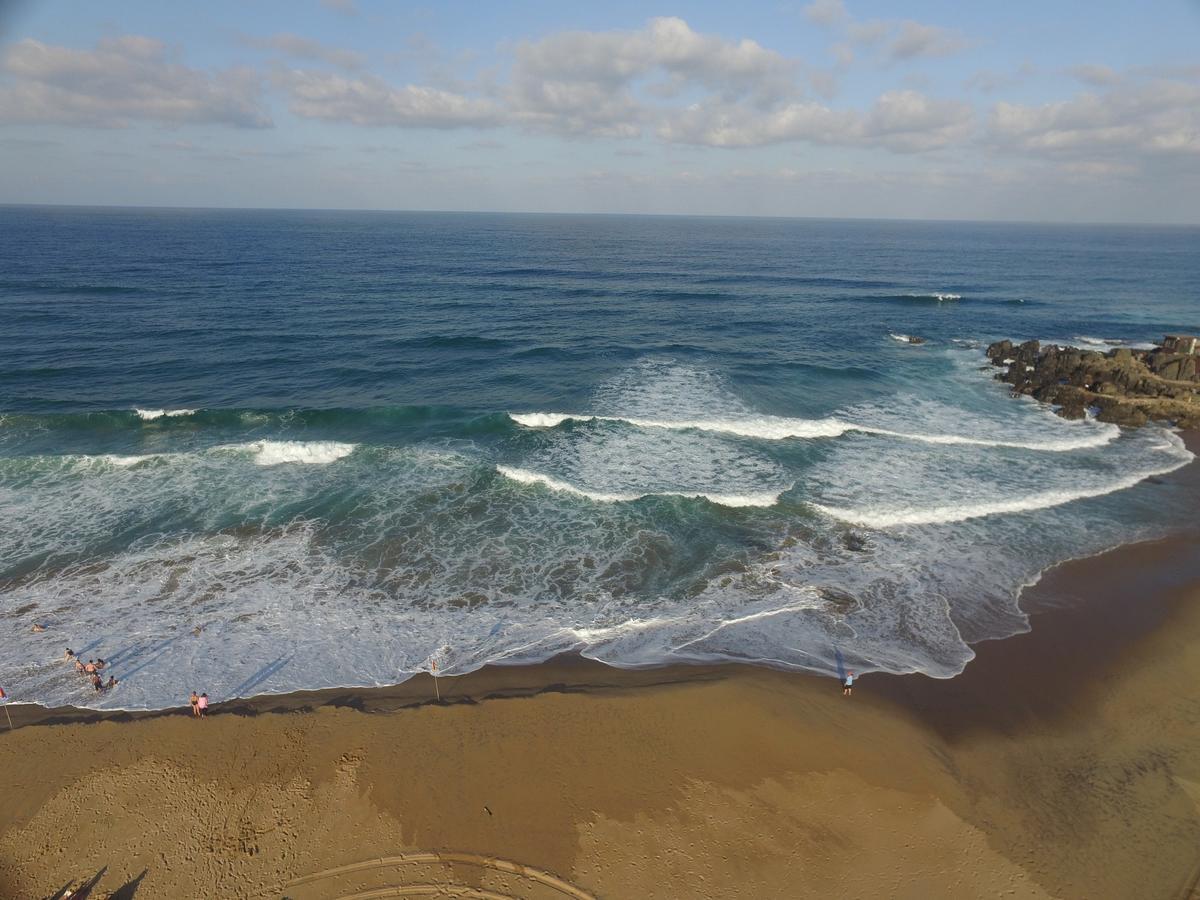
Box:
xmin=6 ymin=525 xmax=1198 ymax=735
xmin=2 ymin=433 xmax=1199 ymax=898
xmin=6 ymin=430 xmax=1197 ymax=730
xmin=3 ymin=560 xmax=1198 ymax=898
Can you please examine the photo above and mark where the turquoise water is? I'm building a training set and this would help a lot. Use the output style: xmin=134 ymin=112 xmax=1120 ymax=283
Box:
xmin=1 ymin=207 xmax=1197 ymax=708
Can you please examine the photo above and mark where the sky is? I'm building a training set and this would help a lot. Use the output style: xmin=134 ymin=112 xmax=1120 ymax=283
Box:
xmin=0 ymin=0 xmax=1198 ymax=222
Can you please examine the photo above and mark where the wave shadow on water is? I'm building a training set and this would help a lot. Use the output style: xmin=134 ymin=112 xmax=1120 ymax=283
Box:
xmin=231 ymin=654 xmax=293 ymax=699
xmin=113 ymin=635 xmax=186 ymax=682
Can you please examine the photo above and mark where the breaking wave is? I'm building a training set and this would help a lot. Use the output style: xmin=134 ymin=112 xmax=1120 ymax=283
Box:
xmin=509 ymin=411 xmax=1119 ymax=452
xmin=53 ymin=442 xmax=359 ymax=470
xmin=224 ymin=440 xmax=358 ymax=466
xmin=134 ymin=408 xmax=197 ymax=421
xmin=1056 ymin=336 xmax=1160 ymax=352
xmin=812 ymin=435 xmax=1194 ymax=528
xmin=495 ymin=465 xmax=782 ymax=508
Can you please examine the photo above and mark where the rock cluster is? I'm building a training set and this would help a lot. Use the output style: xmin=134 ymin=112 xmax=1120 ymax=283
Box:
xmin=985 ymin=339 xmax=1200 ymax=429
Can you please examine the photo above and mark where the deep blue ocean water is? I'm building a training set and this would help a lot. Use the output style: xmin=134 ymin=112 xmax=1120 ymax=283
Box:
xmin=1 ymin=206 xmax=1198 ymax=708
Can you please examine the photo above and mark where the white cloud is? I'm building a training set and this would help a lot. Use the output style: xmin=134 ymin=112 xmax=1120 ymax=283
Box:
xmin=847 ymin=20 xmax=890 ymax=46
xmin=838 ymin=12 xmax=970 ymax=62
xmin=988 ymin=76 xmax=1200 ymax=161
xmin=279 ymin=17 xmax=803 ymax=138
xmin=656 ymin=99 xmax=856 ymax=147
xmin=803 ymin=0 xmax=848 ymax=27
xmin=0 ymin=36 xmax=269 ymax=127
xmin=508 ymin=15 xmax=799 ymax=128
xmin=887 ymin=22 xmax=970 ymax=61
xmin=276 ymin=69 xmax=502 ymax=128
xmin=656 ymin=89 xmax=971 ymax=151
xmin=862 ymin=90 xmax=973 ymax=151
xmin=240 ymin=33 xmax=364 ymax=70
xmin=271 ymin=17 xmax=976 ymax=155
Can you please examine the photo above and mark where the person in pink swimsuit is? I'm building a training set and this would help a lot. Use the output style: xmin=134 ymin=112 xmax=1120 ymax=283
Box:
xmin=197 ymin=693 xmax=209 ymax=717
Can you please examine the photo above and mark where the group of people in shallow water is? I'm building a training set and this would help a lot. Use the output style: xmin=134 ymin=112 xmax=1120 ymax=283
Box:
xmin=56 ymin=635 xmax=212 ymax=712
xmin=64 ymin=648 xmax=118 ymax=693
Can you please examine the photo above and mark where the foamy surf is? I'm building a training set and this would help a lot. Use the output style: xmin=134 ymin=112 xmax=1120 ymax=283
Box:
xmin=135 ymin=408 xmax=196 ymax=421
xmin=509 ymin=412 xmax=1118 ymax=452
xmin=99 ymin=454 xmax=159 ymax=467
xmin=224 ymin=440 xmax=358 ymax=466
xmin=812 ymin=444 xmax=1193 ymax=528
xmin=511 ymin=412 xmax=851 ymax=440
xmin=850 ymin=422 xmax=1118 ymax=452
xmin=495 ymin=465 xmax=781 ymax=507
xmin=1055 ymin=336 xmax=1160 ymax=352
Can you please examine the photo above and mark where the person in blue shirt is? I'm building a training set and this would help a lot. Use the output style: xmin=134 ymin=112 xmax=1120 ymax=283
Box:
xmin=843 ymin=671 xmax=855 ymax=697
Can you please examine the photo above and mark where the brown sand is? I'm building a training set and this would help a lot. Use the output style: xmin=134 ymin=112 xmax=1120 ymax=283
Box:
xmin=2 ymin=444 xmax=1199 ymax=899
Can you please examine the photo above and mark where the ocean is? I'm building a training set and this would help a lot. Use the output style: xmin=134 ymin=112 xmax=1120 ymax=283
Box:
xmin=1 ymin=205 xmax=1197 ymax=710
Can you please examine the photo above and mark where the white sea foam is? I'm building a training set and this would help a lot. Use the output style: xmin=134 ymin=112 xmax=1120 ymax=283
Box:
xmin=907 ymin=292 xmax=961 ymax=301
xmin=72 ymin=442 xmax=357 ymax=468
xmin=511 ymin=412 xmax=849 ymax=440
xmin=812 ymin=441 xmax=1193 ymax=528
xmin=509 ymin=411 xmax=1118 ymax=451
xmin=495 ymin=465 xmax=781 ymax=508
xmin=1056 ymin=336 xmax=1159 ymax=352
xmin=4 ymin=356 xmax=1194 ymax=712
xmin=509 ymin=412 xmax=576 ymax=428
xmin=135 ymin=408 xmax=196 ymax=421
xmin=850 ymin=422 xmax=1118 ymax=452
xmin=889 ymin=333 xmax=916 ymax=343
xmin=99 ymin=454 xmax=158 ymax=467
xmin=226 ymin=440 xmax=358 ymax=466
xmin=52 ymin=452 xmax=167 ymax=469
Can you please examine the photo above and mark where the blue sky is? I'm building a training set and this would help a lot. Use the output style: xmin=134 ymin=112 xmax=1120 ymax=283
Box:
xmin=1 ymin=0 xmax=1198 ymax=222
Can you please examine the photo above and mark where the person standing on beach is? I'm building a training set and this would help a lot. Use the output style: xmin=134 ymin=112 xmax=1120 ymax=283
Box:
xmin=190 ymin=691 xmax=200 ymax=717
xmin=843 ymin=671 xmax=855 ymax=697
xmin=197 ymin=693 xmax=209 ymax=717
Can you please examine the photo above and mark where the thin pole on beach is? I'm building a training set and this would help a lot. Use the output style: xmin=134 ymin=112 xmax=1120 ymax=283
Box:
xmin=2 ymin=703 xmax=12 ymax=731
xmin=432 ymin=660 xmax=441 ymax=702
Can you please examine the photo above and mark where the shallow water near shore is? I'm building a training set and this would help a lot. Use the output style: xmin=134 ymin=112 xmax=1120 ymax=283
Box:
xmin=1 ymin=207 xmax=1198 ymax=709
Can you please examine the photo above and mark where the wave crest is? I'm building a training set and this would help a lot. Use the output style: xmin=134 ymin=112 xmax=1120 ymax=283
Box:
xmin=812 ymin=445 xmax=1194 ymax=528
xmin=135 ymin=408 xmax=196 ymax=421
xmin=509 ymin=412 xmax=1118 ymax=452
xmin=224 ymin=440 xmax=358 ymax=466
xmin=495 ymin=465 xmax=781 ymax=508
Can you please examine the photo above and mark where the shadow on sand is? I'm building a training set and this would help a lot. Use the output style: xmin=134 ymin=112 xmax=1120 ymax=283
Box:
xmin=39 ymin=865 xmax=147 ymax=899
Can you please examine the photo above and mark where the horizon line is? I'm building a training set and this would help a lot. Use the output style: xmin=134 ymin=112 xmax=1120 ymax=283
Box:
xmin=1 ymin=201 xmax=1197 ymax=230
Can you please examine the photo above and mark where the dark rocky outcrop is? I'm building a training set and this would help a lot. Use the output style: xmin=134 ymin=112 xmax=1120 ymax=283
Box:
xmin=985 ymin=338 xmax=1200 ymax=429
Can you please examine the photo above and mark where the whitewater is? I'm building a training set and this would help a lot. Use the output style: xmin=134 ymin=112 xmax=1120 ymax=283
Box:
xmin=2 ymin=208 xmax=1197 ymax=712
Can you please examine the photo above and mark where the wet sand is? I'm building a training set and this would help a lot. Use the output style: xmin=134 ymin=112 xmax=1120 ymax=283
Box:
xmin=2 ymin=437 xmax=1199 ymax=899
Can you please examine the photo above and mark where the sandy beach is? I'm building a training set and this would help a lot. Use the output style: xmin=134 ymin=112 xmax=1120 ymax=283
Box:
xmin=2 ymin=437 xmax=1199 ymax=899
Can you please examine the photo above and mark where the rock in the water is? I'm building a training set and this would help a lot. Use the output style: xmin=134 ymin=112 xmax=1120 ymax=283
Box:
xmin=984 ymin=336 xmax=1200 ymax=429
